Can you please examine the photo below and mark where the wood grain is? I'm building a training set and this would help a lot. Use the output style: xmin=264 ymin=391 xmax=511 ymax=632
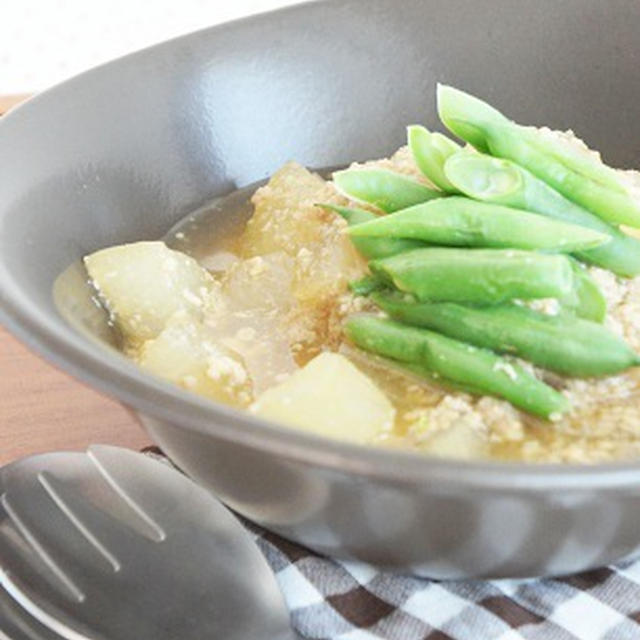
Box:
xmin=1 ymin=94 xmax=150 ymax=464
xmin=0 ymin=327 xmax=149 ymax=465
xmin=0 ymin=94 xmax=31 ymax=115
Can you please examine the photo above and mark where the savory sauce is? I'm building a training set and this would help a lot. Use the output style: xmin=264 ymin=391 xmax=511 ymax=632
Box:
xmin=143 ymin=158 xmax=640 ymax=464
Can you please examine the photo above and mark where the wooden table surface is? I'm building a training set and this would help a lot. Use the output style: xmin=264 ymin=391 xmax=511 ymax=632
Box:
xmin=0 ymin=95 xmax=150 ymax=465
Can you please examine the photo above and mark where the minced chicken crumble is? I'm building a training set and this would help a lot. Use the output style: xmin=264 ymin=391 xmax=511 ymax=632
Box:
xmin=242 ymin=143 xmax=640 ymax=463
xmin=321 ymin=144 xmax=640 ymax=463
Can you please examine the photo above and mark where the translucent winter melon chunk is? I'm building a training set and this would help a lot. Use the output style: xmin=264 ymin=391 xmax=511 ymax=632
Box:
xmin=221 ymin=252 xmax=295 ymax=313
xmin=137 ymin=316 xmax=251 ymax=407
xmin=240 ymin=161 xmax=367 ymax=297
xmin=292 ymin=227 xmax=365 ymax=304
xmin=239 ymin=162 xmax=340 ymax=258
xmin=250 ymin=352 xmax=395 ymax=444
xmin=84 ymin=241 xmax=214 ymax=343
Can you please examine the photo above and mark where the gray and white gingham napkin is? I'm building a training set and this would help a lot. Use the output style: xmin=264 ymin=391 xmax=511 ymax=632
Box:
xmin=250 ymin=525 xmax=640 ymax=640
xmin=145 ymin=449 xmax=640 ymax=640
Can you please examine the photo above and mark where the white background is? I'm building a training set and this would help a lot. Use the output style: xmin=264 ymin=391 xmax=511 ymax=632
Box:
xmin=0 ymin=0 xmax=302 ymax=94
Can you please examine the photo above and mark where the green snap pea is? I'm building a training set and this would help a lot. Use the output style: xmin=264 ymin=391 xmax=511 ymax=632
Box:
xmin=369 ymin=248 xmax=574 ymax=304
xmin=348 ymin=197 xmax=608 ymax=252
xmin=318 ymin=203 xmax=425 ymax=259
xmin=443 ymin=151 xmax=640 ymax=276
xmin=345 ymin=315 xmax=570 ymax=418
xmin=562 ymin=260 xmax=607 ymax=323
xmin=437 ymin=84 xmax=626 ymax=193
xmin=370 ymin=293 xmax=640 ymax=377
xmin=407 ymin=125 xmax=460 ymax=192
xmin=332 ymin=168 xmax=443 ymax=213
xmin=437 ymin=84 xmax=640 ymax=227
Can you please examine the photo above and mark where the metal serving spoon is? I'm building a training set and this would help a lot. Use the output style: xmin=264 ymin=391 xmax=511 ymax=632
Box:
xmin=1 ymin=585 xmax=62 ymax=640
xmin=0 ymin=446 xmax=300 ymax=640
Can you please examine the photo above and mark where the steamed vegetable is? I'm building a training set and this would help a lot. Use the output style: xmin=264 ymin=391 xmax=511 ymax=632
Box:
xmin=138 ymin=316 xmax=251 ymax=405
xmin=251 ymin=352 xmax=395 ymax=443
xmin=372 ymin=293 xmax=640 ymax=377
xmin=349 ymin=274 xmax=386 ymax=296
xmin=348 ymin=197 xmax=609 ymax=252
xmin=84 ymin=241 xmax=213 ymax=343
xmin=369 ymin=248 xmax=574 ymax=304
xmin=345 ymin=315 xmax=569 ymax=418
xmin=333 ymin=168 xmax=443 ymax=212
xmin=437 ymin=84 xmax=625 ymax=190
xmin=484 ymin=123 xmax=640 ymax=228
xmin=437 ymin=84 xmax=640 ymax=227
xmin=407 ymin=125 xmax=461 ymax=192
xmin=318 ymin=203 xmax=425 ymax=258
xmin=563 ymin=259 xmax=607 ymax=323
xmin=444 ymin=151 xmax=640 ymax=276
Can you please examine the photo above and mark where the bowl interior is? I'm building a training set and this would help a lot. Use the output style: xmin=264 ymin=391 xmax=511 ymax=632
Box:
xmin=1 ymin=0 xmax=640 ymax=473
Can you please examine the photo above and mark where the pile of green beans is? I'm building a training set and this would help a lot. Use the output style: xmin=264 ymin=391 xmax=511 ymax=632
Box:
xmin=322 ymin=85 xmax=640 ymax=419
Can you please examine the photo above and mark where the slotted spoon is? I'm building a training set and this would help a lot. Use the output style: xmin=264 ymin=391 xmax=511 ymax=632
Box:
xmin=0 ymin=445 xmax=299 ymax=640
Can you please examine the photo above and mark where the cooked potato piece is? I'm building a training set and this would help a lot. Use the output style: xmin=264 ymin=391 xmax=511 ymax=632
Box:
xmin=421 ymin=423 xmax=489 ymax=460
xmin=250 ymin=352 xmax=395 ymax=444
xmin=137 ymin=316 xmax=251 ymax=406
xmin=84 ymin=241 xmax=214 ymax=343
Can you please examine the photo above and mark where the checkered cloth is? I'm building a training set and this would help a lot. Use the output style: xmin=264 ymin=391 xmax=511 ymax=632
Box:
xmin=251 ymin=527 xmax=640 ymax=640
xmin=145 ymin=449 xmax=640 ymax=640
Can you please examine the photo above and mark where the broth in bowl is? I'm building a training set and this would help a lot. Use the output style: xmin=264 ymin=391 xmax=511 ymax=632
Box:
xmin=84 ymin=86 xmax=640 ymax=463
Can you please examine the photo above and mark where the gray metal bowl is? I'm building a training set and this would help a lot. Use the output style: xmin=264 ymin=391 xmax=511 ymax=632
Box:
xmin=2 ymin=0 xmax=640 ymax=579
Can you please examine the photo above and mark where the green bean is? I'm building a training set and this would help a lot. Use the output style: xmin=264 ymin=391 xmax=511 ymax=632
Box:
xmin=562 ymin=259 xmax=607 ymax=323
xmin=319 ymin=203 xmax=377 ymax=253
xmin=318 ymin=203 xmax=425 ymax=259
xmin=370 ymin=248 xmax=574 ymax=304
xmin=318 ymin=202 xmax=377 ymax=225
xmin=370 ymin=293 xmax=640 ymax=377
xmin=437 ymin=84 xmax=626 ymax=193
xmin=436 ymin=84 xmax=504 ymax=153
xmin=443 ymin=151 xmax=640 ymax=276
xmin=484 ymin=123 xmax=640 ymax=228
xmin=332 ymin=169 xmax=442 ymax=213
xmin=370 ymin=247 xmax=575 ymax=304
xmin=523 ymin=130 xmax=626 ymax=194
xmin=345 ymin=315 xmax=570 ymax=418
xmin=349 ymin=274 xmax=386 ymax=296
xmin=348 ymin=197 xmax=608 ymax=252
xmin=437 ymin=85 xmax=640 ymax=227
xmin=407 ymin=125 xmax=460 ymax=192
